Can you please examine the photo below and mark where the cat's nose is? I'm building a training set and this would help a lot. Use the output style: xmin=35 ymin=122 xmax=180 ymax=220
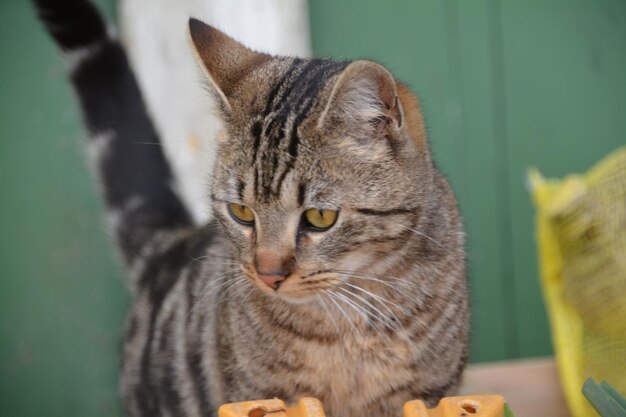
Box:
xmin=255 ymin=250 xmax=294 ymax=290
xmin=257 ymin=273 xmax=287 ymax=289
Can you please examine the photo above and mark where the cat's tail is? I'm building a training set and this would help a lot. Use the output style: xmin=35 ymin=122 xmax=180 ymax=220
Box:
xmin=33 ymin=0 xmax=108 ymax=51
xmin=34 ymin=0 xmax=193 ymax=272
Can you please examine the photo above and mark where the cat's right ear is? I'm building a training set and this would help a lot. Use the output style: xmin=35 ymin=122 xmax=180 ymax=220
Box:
xmin=188 ymin=18 xmax=270 ymax=113
xmin=316 ymin=60 xmax=404 ymax=142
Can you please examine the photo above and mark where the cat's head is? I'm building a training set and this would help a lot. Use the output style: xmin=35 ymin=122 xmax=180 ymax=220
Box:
xmin=189 ymin=19 xmax=435 ymax=301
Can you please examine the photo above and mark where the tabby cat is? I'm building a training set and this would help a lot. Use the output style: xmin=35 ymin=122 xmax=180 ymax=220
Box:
xmin=34 ymin=0 xmax=469 ymax=416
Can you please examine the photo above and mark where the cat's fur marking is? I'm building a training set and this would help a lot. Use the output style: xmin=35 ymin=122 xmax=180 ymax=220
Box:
xmin=34 ymin=2 xmax=470 ymax=417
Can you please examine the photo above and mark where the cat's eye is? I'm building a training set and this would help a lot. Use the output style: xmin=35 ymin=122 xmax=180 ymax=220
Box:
xmin=227 ymin=203 xmax=255 ymax=226
xmin=302 ymin=208 xmax=338 ymax=231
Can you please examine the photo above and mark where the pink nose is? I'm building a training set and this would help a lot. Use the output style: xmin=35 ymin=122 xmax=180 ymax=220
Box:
xmin=258 ymin=273 xmax=287 ymax=289
xmin=255 ymin=249 xmax=294 ymax=290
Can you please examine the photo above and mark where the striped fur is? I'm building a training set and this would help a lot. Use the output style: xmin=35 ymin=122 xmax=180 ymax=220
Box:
xmin=35 ymin=2 xmax=469 ymax=417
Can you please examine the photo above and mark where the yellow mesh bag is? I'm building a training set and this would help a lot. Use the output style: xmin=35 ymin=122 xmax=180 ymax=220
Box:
xmin=529 ymin=147 xmax=626 ymax=417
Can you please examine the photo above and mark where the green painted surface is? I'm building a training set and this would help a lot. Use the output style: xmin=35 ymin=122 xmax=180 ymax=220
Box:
xmin=310 ymin=0 xmax=626 ymax=362
xmin=0 ymin=1 xmax=126 ymax=416
xmin=499 ymin=0 xmax=626 ymax=359
xmin=1 ymin=0 xmax=625 ymax=415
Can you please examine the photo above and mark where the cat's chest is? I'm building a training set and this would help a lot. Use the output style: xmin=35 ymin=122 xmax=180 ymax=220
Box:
xmin=226 ymin=301 xmax=419 ymax=416
xmin=294 ymin=332 xmax=415 ymax=411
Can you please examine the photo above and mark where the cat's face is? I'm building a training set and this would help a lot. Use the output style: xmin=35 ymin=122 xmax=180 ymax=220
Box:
xmin=190 ymin=20 xmax=432 ymax=301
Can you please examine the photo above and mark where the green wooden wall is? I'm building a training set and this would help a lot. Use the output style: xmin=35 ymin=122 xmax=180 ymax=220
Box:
xmin=1 ymin=0 xmax=625 ymax=416
xmin=0 ymin=1 xmax=126 ymax=416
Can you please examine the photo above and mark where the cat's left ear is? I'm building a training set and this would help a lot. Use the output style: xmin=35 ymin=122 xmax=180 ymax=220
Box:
xmin=188 ymin=18 xmax=270 ymax=112
xmin=317 ymin=60 xmax=403 ymax=138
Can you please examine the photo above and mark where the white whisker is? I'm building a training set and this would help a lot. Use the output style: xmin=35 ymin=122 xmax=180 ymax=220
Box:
xmin=338 ymin=287 xmax=399 ymax=332
xmin=316 ymin=294 xmax=338 ymax=332
xmin=332 ymin=290 xmax=368 ymax=321
xmin=186 ymin=270 xmax=244 ymax=320
xmin=400 ymin=225 xmax=443 ymax=247
xmin=343 ymin=282 xmax=410 ymax=316
xmin=226 ymin=278 xmax=251 ymax=300
xmin=324 ymin=290 xmax=361 ymax=337
xmin=331 ymin=269 xmax=419 ymax=291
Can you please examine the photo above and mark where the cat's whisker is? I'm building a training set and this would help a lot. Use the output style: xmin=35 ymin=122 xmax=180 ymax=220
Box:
xmin=196 ymin=267 xmax=242 ymax=282
xmin=399 ymin=225 xmax=443 ymax=247
xmin=232 ymin=278 xmax=254 ymax=301
xmin=337 ymin=287 xmax=388 ymax=331
xmin=361 ymin=274 xmax=419 ymax=291
xmin=344 ymin=282 xmax=407 ymax=323
xmin=187 ymin=270 xmax=244 ymax=319
xmin=226 ymin=277 xmax=251 ymax=300
xmin=329 ymin=293 xmax=362 ymax=337
xmin=343 ymin=282 xmax=410 ymax=316
xmin=332 ymin=289 xmax=396 ymax=334
xmin=330 ymin=269 xmax=419 ymax=291
xmin=205 ymin=271 xmax=244 ymax=295
xmin=189 ymin=254 xmax=240 ymax=264
xmin=216 ymin=275 xmax=247 ymax=304
xmin=189 ymin=274 xmax=240 ymax=314
xmin=323 ymin=290 xmax=361 ymax=337
xmin=204 ymin=253 xmax=243 ymax=261
xmin=329 ymin=270 xmax=396 ymax=288
xmin=194 ymin=259 xmax=242 ymax=267
xmin=316 ymin=294 xmax=339 ymax=333
xmin=331 ymin=290 xmax=368 ymax=322
xmin=242 ymin=279 xmax=256 ymax=299
xmin=204 ymin=254 xmax=247 ymax=265
xmin=195 ymin=269 xmax=241 ymax=293
xmin=338 ymin=287 xmax=399 ymax=332
xmin=199 ymin=223 xmax=221 ymax=233
xmin=351 ymin=272 xmax=419 ymax=289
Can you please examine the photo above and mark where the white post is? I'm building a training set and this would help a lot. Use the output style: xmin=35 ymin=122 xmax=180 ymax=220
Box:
xmin=120 ymin=0 xmax=311 ymax=222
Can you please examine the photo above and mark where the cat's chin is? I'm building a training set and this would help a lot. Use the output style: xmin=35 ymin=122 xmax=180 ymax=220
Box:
xmin=256 ymin=285 xmax=325 ymax=304
xmin=273 ymin=292 xmax=318 ymax=305
xmin=247 ymin=278 xmax=331 ymax=304
xmin=276 ymin=283 xmax=339 ymax=304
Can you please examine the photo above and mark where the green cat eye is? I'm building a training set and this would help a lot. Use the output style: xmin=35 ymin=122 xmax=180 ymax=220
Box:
xmin=303 ymin=208 xmax=338 ymax=231
xmin=228 ymin=203 xmax=255 ymax=225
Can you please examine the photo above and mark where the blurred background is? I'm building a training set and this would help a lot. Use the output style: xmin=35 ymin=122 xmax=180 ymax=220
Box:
xmin=1 ymin=0 xmax=624 ymax=416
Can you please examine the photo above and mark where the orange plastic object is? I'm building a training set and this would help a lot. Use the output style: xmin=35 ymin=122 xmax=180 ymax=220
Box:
xmin=218 ymin=398 xmax=326 ymax=417
xmin=218 ymin=395 xmax=504 ymax=417
xmin=404 ymin=395 xmax=505 ymax=417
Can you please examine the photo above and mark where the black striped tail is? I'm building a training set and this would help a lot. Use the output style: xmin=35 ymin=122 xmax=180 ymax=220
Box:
xmin=34 ymin=0 xmax=107 ymax=51
xmin=34 ymin=0 xmax=193 ymax=269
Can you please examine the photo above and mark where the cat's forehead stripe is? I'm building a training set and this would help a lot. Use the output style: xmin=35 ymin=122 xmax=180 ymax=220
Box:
xmin=264 ymin=59 xmax=319 ymax=123
xmin=237 ymin=179 xmax=245 ymax=201
xmin=261 ymin=58 xmax=303 ymax=118
xmin=253 ymin=59 xmax=348 ymax=203
xmin=297 ymin=183 xmax=306 ymax=206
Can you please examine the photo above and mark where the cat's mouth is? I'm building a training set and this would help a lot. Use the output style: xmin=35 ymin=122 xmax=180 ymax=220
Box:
xmin=242 ymin=265 xmax=338 ymax=301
